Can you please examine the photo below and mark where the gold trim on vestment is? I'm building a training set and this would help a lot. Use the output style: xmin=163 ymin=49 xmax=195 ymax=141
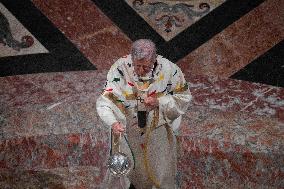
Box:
xmin=155 ymin=92 xmax=165 ymax=98
xmin=103 ymin=92 xmax=128 ymax=115
xmin=143 ymin=109 xmax=160 ymax=188
xmin=142 ymin=108 xmax=174 ymax=188
xmin=173 ymin=83 xmax=189 ymax=94
xmin=125 ymin=93 xmax=137 ymax=100
xmin=125 ymin=91 xmax=165 ymax=100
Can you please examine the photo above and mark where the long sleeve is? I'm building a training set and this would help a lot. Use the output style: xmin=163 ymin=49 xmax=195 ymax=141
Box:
xmin=158 ymin=66 xmax=192 ymax=132
xmin=96 ymin=62 xmax=127 ymax=130
xmin=96 ymin=96 xmax=122 ymax=127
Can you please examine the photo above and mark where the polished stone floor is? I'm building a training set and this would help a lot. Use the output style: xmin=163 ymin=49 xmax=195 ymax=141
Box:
xmin=0 ymin=0 xmax=283 ymax=188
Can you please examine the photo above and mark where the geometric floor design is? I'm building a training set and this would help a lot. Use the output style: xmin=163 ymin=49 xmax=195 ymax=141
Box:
xmin=124 ymin=0 xmax=227 ymax=41
xmin=0 ymin=0 xmax=283 ymax=188
xmin=0 ymin=0 xmax=96 ymax=77
xmin=0 ymin=3 xmax=48 ymax=58
xmin=92 ymin=0 xmax=266 ymax=62
xmin=231 ymin=40 xmax=284 ymax=87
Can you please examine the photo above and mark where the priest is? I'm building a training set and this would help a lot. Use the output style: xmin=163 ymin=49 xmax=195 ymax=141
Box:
xmin=96 ymin=39 xmax=192 ymax=189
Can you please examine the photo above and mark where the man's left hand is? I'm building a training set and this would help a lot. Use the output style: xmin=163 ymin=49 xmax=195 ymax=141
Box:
xmin=144 ymin=96 xmax=159 ymax=111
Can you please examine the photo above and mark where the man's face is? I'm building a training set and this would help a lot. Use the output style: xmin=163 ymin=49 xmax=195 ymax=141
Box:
xmin=133 ymin=58 xmax=154 ymax=77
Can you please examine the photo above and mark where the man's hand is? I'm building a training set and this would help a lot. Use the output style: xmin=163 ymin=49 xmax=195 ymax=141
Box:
xmin=144 ymin=96 xmax=159 ymax=111
xmin=111 ymin=122 xmax=125 ymax=135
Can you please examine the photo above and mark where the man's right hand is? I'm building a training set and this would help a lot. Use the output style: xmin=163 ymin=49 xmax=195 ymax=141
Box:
xmin=111 ymin=122 xmax=125 ymax=135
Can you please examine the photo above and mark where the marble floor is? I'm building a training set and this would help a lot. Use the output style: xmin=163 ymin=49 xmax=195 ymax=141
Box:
xmin=0 ymin=0 xmax=283 ymax=188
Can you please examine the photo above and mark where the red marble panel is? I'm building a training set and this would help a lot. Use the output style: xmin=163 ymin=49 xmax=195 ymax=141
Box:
xmin=0 ymin=169 xmax=66 ymax=189
xmin=0 ymin=133 xmax=108 ymax=170
xmin=31 ymin=0 xmax=132 ymax=71
xmin=0 ymin=109 xmax=282 ymax=187
xmin=1 ymin=72 xmax=283 ymax=119
xmin=78 ymin=30 xmax=131 ymax=70
xmin=177 ymin=0 xmax=284 ymax=78
xmin=179 ymin=106 xmax=283 ymax=154
xmin=0 ymin=71 xmax=107 ymax=108
xmin=1 ymin=87 xmax=283 ymax=187
xmin=177 ymin=136 xmax=284 ymax=188
xmin=0 ymin=72 xmax=283 ymax=141
xmin=185 ymin=74 xmax=284 ymax=122
xmin=0 ymin=100 xmax=104 ymax=140
xmin=177 ymin=108 xmax=284 ymax=188
xmin=0 ymin=71 xmax=283 ymax=188
xmin=0 ymin=167 xmax=104 ymax=189
xmin=46 ymin=166 xmax=105 ymax=188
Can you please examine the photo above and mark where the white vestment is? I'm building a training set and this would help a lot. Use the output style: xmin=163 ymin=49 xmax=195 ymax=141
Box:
xmin=96 ymin=55 xmax=192 ymax=189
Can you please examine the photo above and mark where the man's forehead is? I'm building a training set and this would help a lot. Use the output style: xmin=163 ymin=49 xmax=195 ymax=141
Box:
xmin=133 ymin=58 xmax=154 ymax=65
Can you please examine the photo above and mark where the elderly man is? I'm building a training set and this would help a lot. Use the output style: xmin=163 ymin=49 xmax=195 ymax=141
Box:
xmin=96 ymin=39 xmax=192 ymax=189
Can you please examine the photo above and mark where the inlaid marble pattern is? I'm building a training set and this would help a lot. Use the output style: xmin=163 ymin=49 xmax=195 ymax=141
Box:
xmin=31 ymin=0 xmax=132 ymax=71
xmin=0 ymin=0 xmax=96 ymax=77
xmin=125 ymin=0 xmax=227 ymax=41
xmin=0 ymin=3 xmax=48 ymax=57
xmin=177 ymin=0 xmax=284 ymax=79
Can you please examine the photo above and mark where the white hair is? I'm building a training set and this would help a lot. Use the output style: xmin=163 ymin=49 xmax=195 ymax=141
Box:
xmin=131 ymin=39 xmax=156 ymax=61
